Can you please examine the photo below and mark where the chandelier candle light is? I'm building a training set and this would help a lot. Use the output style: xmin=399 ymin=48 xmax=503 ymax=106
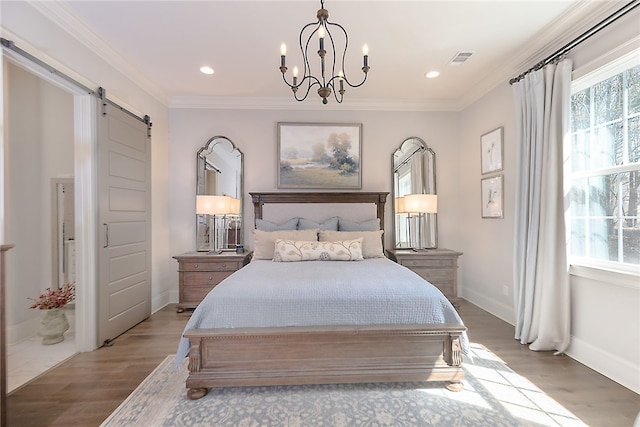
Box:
xmin=279 ymin=0 xmax=370 ymax=104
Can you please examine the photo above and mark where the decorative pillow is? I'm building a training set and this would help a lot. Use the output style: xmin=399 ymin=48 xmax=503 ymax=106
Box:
xmin=298 ymin=216 xmax=339 ymax=231
xmin=255 ymin=217 xmax=299 ymax=231
xmin=252 ymin=229 xmax=318 ymax=260
xmin=319 ymin=230 xmax=384 ymax=258
xmin=273 ymin=238 xmax=364 ymax=262
xmin=338 ymin=218 xmax=380 ymax=231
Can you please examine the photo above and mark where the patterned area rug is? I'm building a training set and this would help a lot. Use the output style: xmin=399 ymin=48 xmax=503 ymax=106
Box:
xmin=101 ymin=344 xmax=586 ymax=427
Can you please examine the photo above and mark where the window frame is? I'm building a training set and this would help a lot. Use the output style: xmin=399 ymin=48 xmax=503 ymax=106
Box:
xmin=567 ymin=49 xmax=640 ymax=277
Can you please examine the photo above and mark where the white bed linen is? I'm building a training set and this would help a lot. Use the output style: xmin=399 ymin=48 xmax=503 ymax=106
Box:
xmin=175 ymin=257 xmax=468 ymax=364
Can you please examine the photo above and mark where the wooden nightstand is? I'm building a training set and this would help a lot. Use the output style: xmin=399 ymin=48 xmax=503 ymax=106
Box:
xmin=387 ymin=248 xmax=463 ymax=306
xmin=173 ymin=251 xmax=251 ymax=313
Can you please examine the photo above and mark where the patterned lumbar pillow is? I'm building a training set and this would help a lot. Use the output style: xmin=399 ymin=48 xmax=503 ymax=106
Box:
xmin=273 ymin=238 xmax=364 ymax=262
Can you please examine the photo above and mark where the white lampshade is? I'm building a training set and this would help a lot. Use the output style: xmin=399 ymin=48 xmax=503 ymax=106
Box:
xmin=394 ymin=196 xmax=406 ymax=214
xmin=228 ymin=197 xmax=241 ymax=215
xmin=403 ymin=194 xmax=437 ymax=214
xmin=196 ymin=195 xmax=233 ymax=215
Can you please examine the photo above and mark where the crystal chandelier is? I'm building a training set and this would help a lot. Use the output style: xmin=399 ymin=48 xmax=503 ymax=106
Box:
xmin=279 ymin=0 xmax=370 ymax=104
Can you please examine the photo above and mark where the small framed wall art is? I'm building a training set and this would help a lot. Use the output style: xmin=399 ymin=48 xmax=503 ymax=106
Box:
xmin=481 ymin=175 xmax=504 ymax=218
xmin=480 ymin=127 xmax=503 ymax=175
xmin=277 ymin=122 xmax=362 ymax=189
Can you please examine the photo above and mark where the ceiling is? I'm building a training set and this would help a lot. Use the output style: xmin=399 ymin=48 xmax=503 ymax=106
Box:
xmin=25 ymin=1 xmax=622 ymax=110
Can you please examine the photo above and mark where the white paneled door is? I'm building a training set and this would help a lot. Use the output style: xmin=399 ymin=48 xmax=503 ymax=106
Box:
xmin=97 ymin=103 xmax=151 ymax=345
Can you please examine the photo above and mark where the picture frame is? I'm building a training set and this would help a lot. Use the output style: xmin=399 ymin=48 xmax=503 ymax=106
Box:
xmin=480 ymin=127 xmax=503 ymax=175
xmin=481 ymin=175 xmax=504 ymax=218
xmin=277 ymin=122 xmax=362 ymax=189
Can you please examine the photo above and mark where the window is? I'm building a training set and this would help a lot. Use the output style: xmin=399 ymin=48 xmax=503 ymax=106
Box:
xmin=568 ymin=52 xmax=640 ymax=271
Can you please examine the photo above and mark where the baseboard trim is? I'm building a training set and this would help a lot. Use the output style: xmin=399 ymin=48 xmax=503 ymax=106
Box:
xmin=7 ymin=317 xmax=39 ymax=346
xmin=461 ymin=289 xmax=639 ymax=395
xmin=567 ymin=336 xmax=640 ymax=395
xmin=460 ymin=288 xmax=515 ymax=326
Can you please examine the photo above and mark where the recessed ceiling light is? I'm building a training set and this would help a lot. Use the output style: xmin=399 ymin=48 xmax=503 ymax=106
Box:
xmin=200 ymin=66 xmax=214 ymax=75
xmin=425 ymin=71 xmax=440 ymax=79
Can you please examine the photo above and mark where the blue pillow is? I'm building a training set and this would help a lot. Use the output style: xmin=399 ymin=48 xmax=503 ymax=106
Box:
xmin=255 ymin=217 xmax=299 ymax=231
xmin=338 ymin=218 xmax=380 ymax=231
xmin=298 ymin=216 xmax=339 ymax=231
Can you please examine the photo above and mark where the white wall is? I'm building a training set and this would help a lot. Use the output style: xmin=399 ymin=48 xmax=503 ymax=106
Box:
xmin=457 ymin=82 xmax=516 ymax=322
xmin=168 ymin=109 xmax=463 ymax=245
xmin=458 ymin=12 xmax=640 ymax=393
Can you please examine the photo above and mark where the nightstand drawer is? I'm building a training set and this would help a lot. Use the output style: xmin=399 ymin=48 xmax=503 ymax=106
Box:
xmin=181 ymin=285 xmax=216 ymax=305
xmin=182 ymin=261 xmax=242 ymax=271
xmin=411 ymin=268 xmax=453 ymax=284
xmin=183 ymin=271 xmax=233 ymax=286
xmin=389 ymin=249 xmax=462 ymax=305
xmin=399 ymin=258 xmax=455 ymax=269
xmin=173 ymin=251 xmax=252 ymax=312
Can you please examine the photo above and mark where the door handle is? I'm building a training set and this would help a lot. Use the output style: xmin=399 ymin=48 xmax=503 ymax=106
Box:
xmin=104 ymin=223 xmax=109 ymax=248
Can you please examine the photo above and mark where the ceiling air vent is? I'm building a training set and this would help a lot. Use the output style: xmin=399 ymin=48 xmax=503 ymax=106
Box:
xmin=448 ymin=51 xmax=473 ymax=66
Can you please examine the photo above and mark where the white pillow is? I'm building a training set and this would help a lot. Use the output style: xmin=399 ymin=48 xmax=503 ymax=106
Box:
xmin=338 ymin=218 xmax=380 ymax=231
xmin=298 ymin=216 xmax=339 ymax=231
xmin=255 ymin=217 xmax=299 ymax=231
xmin=252 ymin=229 xmax=319 ymax=260
xmin=319 ymin=230 xmax=384 ymax=258
xmin=273 ymin=238 xmax=364 ymax=262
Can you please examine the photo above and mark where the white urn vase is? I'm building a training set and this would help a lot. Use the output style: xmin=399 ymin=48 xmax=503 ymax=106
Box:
xmin=38 ymin=308 xmax=70 ymax=345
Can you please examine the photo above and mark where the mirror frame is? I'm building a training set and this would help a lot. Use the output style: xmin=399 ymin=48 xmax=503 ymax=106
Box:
xmin=196 ymin=136 xmax=244 ymax=252
xmin=392 ymin=137 xmax=438 ymax=249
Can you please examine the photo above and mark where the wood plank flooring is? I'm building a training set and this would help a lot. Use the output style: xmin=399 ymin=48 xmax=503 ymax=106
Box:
xmin=6 ymin=300 xmax=640 ymax=426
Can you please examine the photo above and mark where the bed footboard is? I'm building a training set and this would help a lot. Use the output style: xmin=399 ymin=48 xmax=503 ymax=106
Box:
xmin=184 ymin=324 xmax=466 ymax=400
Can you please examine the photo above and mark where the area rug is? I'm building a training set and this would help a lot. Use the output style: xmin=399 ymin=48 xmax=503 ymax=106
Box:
xmin=100 ymin=344 xmax=586 ymax=427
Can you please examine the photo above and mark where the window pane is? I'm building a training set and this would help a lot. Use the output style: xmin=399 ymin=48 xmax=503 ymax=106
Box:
xmin=571 ymin=88 xmax=590 ymax=131
xmin=590 ymin=125 xmax=619 ymax=168
xmin=569 ymin=177 xmax=587 ymax=214
xmin=622 ymin=227 xmax=640 ymax=264
xmin=587 ymin=175 xmax=617 ymax=216
xmin=588 ymin=218 xmax=616 ymax=261
xmin=594 ymin=74 xmax=622 ymax=125
xmin=570 ymin=218 xmax=586 ymax=257
xmin=571 ymin=131 xmax=589 ymax=172
xmin=629 ymin=115 xmax=640 ymax=164
xmin=628 ymin=65 xmax=640 ymax=116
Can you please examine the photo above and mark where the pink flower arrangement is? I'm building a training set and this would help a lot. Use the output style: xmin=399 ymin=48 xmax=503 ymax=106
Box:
xmin=29 ymin=283 xmax=75 ymax=310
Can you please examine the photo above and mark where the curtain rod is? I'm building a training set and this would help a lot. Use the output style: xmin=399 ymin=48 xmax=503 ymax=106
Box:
xmin=509 ymin=0 xmax=639 ymax=85
xmin=0 ymin=37 xmax=152 ymax=134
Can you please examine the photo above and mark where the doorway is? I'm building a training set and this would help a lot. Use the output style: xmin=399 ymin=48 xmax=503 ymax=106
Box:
xmin=3 ymin=51 xmax=99 ymax=391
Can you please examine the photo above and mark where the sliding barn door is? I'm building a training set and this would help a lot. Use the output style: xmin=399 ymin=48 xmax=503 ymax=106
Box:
xmin=97 ymin=103 xmax=151 ymax=345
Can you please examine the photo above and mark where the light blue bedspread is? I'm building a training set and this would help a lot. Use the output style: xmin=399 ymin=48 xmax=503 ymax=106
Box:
xmin=175 ymin=257 xmax=468 ymax=365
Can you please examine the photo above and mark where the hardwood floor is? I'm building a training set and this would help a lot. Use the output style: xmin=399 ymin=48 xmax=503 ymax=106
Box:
xmin=6 ymin=300 xmax=640 ymax=426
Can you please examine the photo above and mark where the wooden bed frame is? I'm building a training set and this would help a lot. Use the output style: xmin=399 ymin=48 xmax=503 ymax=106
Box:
xmin=183 ymin=192 xmax=466 ymax=400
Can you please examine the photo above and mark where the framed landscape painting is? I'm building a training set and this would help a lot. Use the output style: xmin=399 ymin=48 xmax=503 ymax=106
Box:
xmin=277 ymin=122 xmax=362 ymax=189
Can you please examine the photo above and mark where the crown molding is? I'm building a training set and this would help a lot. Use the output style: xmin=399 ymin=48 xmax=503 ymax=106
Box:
xmin=457 ymin=1 xmax=630 ymax=109
xmin=20 ymin=0 xmax=632 ymax=113
xmin=28 ymin=1 xmax=171 ymax=107
xmin=169 ymin=95 xmax=463 ymax=112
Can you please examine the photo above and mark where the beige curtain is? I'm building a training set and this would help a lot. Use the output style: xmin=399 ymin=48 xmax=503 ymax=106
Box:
xmin=512 ymin=59 xmax=572 ymax=353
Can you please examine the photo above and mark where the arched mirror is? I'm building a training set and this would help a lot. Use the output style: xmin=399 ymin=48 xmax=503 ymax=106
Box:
xmin=392 ymin=137 xmax=437 ymax=249
xmin=196 ymin=136 xmax=243 ymax=252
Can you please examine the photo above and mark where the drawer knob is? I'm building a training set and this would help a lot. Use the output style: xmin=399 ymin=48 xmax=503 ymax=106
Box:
xmin=208 ymin=276 xmax=213 ymax=281
xmin=194 ymin=264 xmax=199 ymax=269
xmin=221 ymin=263 xmax=226 ymax=268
